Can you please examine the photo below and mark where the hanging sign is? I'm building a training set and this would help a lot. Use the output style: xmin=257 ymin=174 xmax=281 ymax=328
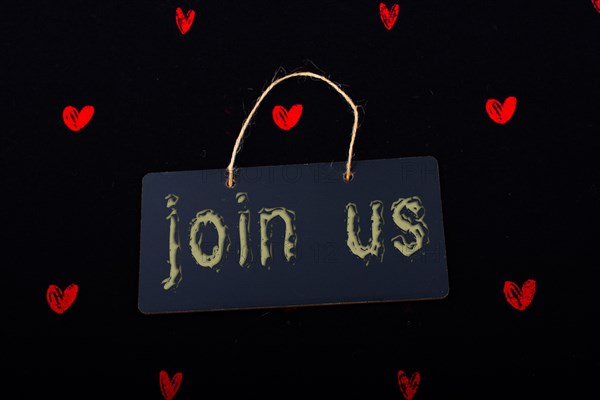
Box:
xmin=138 ymin=72 xmax=449 ymax=313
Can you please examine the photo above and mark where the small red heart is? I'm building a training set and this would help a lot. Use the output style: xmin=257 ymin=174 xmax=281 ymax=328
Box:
xmin=397 ymin=370 xmax=420 ymax=400
xmin=63 ymin=105 xmax=94 ymax=132
xmin=593 ymin=0 xmax=600 ymax=14
xmin=159 ymin=370 xmax=182 ymax=400
xmin=485 ymin=96 xmax=517 ymax=124
xmin=272 ymin=104 xmax=303 ymax=131
xmin=380 ymin=3 xmax=400 ymax=30
xmin=175 ymin=7 xmax=195 ymax=35
xmin=46 ymin=284 xmax=78 ymax=314
xmin=503 ymin=279 xmax=536 ymax=311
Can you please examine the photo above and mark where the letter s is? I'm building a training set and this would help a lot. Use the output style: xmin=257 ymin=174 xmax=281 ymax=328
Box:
xmin=391 ymin=197 xmax=429 ymax=256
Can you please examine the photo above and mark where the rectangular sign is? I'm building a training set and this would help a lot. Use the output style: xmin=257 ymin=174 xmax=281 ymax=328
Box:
xmin=138 ymin=157 xmax=449 ymax=313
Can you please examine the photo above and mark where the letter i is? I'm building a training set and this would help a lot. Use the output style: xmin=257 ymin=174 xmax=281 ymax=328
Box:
xmin=162 ymin=194 xmax=182 ymax=290
xmin=237 ymin=192 xmax=252 ymax=268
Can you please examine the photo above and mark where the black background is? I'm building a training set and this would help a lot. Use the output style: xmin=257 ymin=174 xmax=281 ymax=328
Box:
xmin=3 ymin=0 xmax=599 ymax=398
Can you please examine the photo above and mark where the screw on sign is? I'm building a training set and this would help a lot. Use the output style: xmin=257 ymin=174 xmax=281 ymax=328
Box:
xmin=46 ymin=284 xmax=79 ymax=314
xmin=379 ymin=3 xmax=400 ymax=30
xmin=159 ymin=370 xmax=182 ymax=400
xmin=397 ymin=370 xmax=420 ymax=400
xmin=503 ymin=279 xmax=536 ymax=311
xmin=272 ymin=104 xmax=303 ymax=131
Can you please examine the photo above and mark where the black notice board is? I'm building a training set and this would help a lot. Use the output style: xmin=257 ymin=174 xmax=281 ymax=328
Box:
xmin=138 ymin=157 xmax=448 ymax=313
xmin=3 ymin=1 xmax=599 ymax=398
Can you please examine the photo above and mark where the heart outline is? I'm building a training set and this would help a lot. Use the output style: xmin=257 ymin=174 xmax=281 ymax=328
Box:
xmin=160 ymin=370 xmax=182 ymax=400
xmin=397 ymin=370 xmax=420 ymax=400
xmin=46 ymin=284 xmax=79 ymax=314
xmin=175 ymin=7 xmax=195 ymax=35
xmin=63 ymin=105 xmax=94 ymax=132
xmin=503 ymin=279 xmax=536 ymax=311
xmin=379 ymin=3 xmax=400 ymax=30
xmin=272 ymin=104 xmax=303 ymax=131
xmin=485 ymin=96 xmax=517 ymax=124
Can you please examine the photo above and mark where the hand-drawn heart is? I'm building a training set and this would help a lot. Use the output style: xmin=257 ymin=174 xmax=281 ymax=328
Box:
xmin=503 ymin=279 xmax=536 ymax=311
xmin=272 ymin=104 xmax=303 ymax=131
xmin=485 ymin=96 xmax=517 ymax=124
xmin=159 ymin=370 xmax=182 ymax=400
xmin=46 ymin=284 xmax=79 ymax=314
xmin=62 ymin=105 xmax=94 ymax=132
xmin=379 ymin=3 xmax=400 ymax=30
xmin=593 ymin=0 xmax=600 ymax=14
xmin=397 ymin=370 xmax=420 ymax=400
xmin=175 ymin=7 xmax=195 ymax=35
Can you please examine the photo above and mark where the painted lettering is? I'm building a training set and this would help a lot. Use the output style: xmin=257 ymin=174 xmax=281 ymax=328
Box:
xmin=391 ymin=197 xmax=429 ymax=256
xmin=237 ymin=192 xmax=252 ymax=268
xmin=189 ymin=209 xmax=230 ymax=268
xmin=259 ymin=207 xmax=297 ymax=267
xmin=162 ymin=194 xmax=182 ymax=290
xmin=345 ymin=201 xmax=385 ymax=265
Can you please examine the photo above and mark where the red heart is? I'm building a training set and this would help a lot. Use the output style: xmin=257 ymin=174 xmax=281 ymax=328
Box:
xmin=503 ymin=279 xmax=536 ymax=311
xmin=62 ymin=105 xmax=94 ymax=132
xmin=175 ymin=7 xmax=195 ymax=35
xmin=593 ymin=0 xmax=600 ymax=14
xmin=46 ymin=284 xmax=78 ymax=314
xmin=159 ymin=370 xmax=182 ymax=400
xmin=272 ymin=104 xmax=303 ymax=131
xmin=485 ymin=96 xmax=517 ymax=124
xmin=380 ymin=3 xmax=400 ymax=30
xmin=397 ymin=370 xmax=420 ymax=400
